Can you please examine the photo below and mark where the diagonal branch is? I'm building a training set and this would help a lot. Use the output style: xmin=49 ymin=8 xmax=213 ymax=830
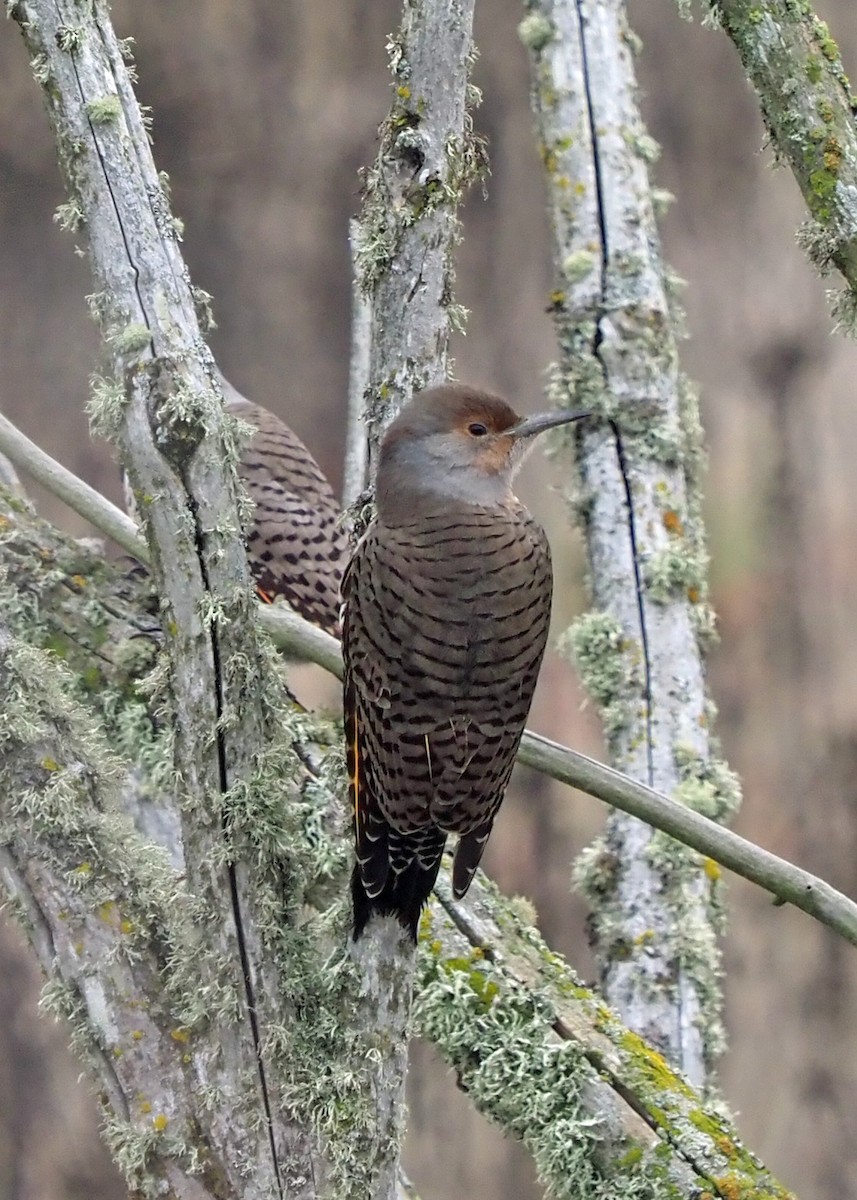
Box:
xmin=711 ymin=0 xmax=857 ymax=294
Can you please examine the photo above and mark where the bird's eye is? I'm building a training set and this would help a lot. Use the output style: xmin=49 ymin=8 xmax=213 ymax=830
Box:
xmin=467 ymin=421 xmax=488 ymax=437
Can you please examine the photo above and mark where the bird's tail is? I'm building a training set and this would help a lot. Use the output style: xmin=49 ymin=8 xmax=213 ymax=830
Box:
xmin=351 ymin=827 xmax=445 ymax=942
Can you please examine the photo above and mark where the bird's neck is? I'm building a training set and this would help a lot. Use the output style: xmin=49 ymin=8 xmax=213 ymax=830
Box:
xmin=376 ymin=461 xmax=513 ymax=522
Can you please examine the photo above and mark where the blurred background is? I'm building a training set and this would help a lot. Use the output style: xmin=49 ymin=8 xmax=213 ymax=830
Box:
xmin=1 ymin=1 xmax=856 ymax=1196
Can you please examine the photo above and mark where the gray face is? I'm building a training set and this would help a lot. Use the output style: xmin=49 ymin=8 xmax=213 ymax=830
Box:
xmin=374 ymin=385 xmax=588 ymax=519
xmin=376 ymin=426 xmax=523 ymax=513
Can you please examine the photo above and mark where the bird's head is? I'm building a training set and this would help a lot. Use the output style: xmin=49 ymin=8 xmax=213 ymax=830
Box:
xmin=375 ymin=384 xmax=588 ymax=517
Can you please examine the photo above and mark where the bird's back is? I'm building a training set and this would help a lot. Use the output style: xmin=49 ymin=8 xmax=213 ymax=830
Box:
xmin=230 ymin=396 xmax=348 ymax=637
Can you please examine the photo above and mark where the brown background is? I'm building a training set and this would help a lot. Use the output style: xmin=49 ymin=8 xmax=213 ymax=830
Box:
xmin=2 ymin=1 xmax=857 ymax=1197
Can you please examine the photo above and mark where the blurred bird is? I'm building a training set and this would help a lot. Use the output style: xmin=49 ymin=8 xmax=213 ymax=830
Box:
xmin=124 ymin=375 xmax=348 ymax=637
xmin=220 ymin=377 xmax=348 ymax=636
xmin=342 ymin=383 xmax=588 ymax=941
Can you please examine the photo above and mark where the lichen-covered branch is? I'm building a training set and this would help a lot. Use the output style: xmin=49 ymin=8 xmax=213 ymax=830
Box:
xmin=0 ymin=619 xmax=276 ymax=1199
xmin=416 ymin=874 xmax=796 ymax=1200
xmin=711 ymin=0 xmax=857 ymax=302
xmin=522 ymin=0 xmax=733 ymax=1086
xmin=9 ymin=1 xmax=386 ymax=1194
xmin=354 ymin=0 xmax=485 ymax=451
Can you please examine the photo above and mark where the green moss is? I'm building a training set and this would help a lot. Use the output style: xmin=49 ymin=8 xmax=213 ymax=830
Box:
xmin=619 ymin=1030 xmax=695 ymax=1101
xmin=805 ymin=53 xmax=822 ymax=83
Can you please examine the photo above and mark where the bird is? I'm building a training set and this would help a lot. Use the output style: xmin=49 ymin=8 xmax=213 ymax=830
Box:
xmin=220 ymin=377 xmax=349 ymax=637
xmin=342 ymin=382 xmax=589 ymax=941
xmin=123 ymin=375 xmax=348 ymax=638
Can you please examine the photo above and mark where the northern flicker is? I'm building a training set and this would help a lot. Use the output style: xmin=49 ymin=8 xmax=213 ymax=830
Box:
xmin=124 ymin=376 xmax=348 ymax=637
xmin=222 ymin=378 xmax=348 ymax=636
xmin=343 ymin=383 xmax=588 ymax=941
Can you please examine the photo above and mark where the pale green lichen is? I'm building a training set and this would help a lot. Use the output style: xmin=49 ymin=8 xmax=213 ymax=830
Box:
xmin=644 ymin=544 xmax=707 ymax=604
xmin=561 ymin=611 xmax=641 ymax=740
xmin=673 ymin=745 xmax=742 ymax=823
xmin=562 ymin=249 xmax=597 ymax=282
xmin=55 ymin=24 xmax=83 ymax=52
xmin=54 ymin=200 xmax=85 ymax=232
xmin=108 ymin=323 xmax=152 ymax=355
xmin=86 ymin=95 xmax=122 ymax=124
xmin=518 ymin=13 xmax=554 ymax=52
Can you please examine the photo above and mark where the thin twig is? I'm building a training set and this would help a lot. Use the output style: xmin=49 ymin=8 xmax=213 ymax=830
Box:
xmin=343 ymin=218 xmax=371 ymax=510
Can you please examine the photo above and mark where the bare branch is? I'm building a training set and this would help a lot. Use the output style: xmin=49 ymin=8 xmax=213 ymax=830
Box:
xmin=0 ymin=411 xmax=143 ymax=559
xmin=343 ymin=218 xmax=371 ymax=510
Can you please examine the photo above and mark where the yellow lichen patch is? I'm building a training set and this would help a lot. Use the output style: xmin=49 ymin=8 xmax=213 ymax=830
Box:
xmin=74 ymin=862 xmax=92 ymax=876
xmin=823 ymin=136 xmax=842 ymax=173
xmin=120 ymin=919 xmax=134 ymax=935
xmin=687 ymin=585 xmax=701 ymax=604
xmin=139 ymin=1100 xmax=152 ymax=1114
xmin=661 ymin=509 xmax=684 ymax=536
xmin=41 ymin=758 xmax=60 ymax=772
xmin=0 ymin=515 xmax=8 ymax=530
xmin=98 ymin=900 xmax=117 ymax=924
xmin=703 ymin=858 xmax=721 ymax=882
xmin=170 ymin=1027 xmax=190 ymax=1044
xmin=131 ymin=1030 xmax=144 ymax=1042
xmin=152 ymin=1113 xmax=168 ymax=1132
xmin=70 ymin=574 xmax=87 ymax=588
xmin=396 ymin=85 xmax=411 ymax=99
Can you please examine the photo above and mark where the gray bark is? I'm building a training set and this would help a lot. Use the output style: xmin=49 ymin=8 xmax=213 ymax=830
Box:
xmin=522 ymin=0 xmax=733 ymax=1085
xmin=355 ymin=0 xmax=484 ymax=446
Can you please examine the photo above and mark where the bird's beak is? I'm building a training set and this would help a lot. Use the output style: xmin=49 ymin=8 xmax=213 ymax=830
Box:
xmin=509 ymin=409 xmax=590 ymax=440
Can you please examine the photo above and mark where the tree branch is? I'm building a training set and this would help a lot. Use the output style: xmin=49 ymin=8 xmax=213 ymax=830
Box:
xmin=522 ymin=0 xmax=730 ymax=1084
xmin=712 ymin=0 xmax=857 ymax=294
xmin=417 ymin=872 xmax=796 ymax=1199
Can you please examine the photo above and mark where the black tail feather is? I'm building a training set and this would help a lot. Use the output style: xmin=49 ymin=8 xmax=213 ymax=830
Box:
xmin=351 ymin=854 xmax=443 ymax=943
